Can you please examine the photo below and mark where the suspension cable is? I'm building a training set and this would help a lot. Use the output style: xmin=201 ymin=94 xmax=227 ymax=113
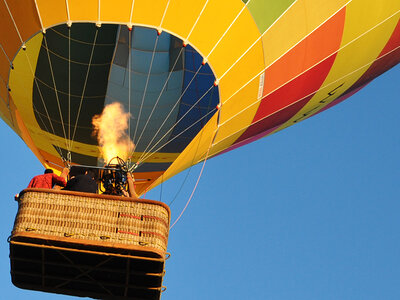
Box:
xmin=133 ymin=32 xmax=160 ymax=143
xmin=205 ymin=0 xmax=252 ymax=61
xmin=128 ymin=27 xmax=132 ymax=144
xmin=136 ymin=84 xmax=215 ymax=165
xmin=23 ymin=49 xmax=65 ymax=159
xmin=135 ymin=62 xmax=206 ymax=163
xmin=134 ymin=46 xmax=185 ymax=152
xmin=217 ymin=7 xmax=400 ymax=130
xmin=169 ymin=109 xmax=220 ymax=229
xmin=42 ymin=33 xmax=69 ymax=151
xmin=185 ymin=0 xmax=210 ymax=42
xmin=167 ymin=106 xmax=209 ymax=207
xmin=68 ymin=25 xmax=71 ymax=151
xmin=212 ymin=42 xmax=400 ymax=151
xmin=137 ymin=92 xmax=216 ymax=166
xmin=70 ymin=27 xmax=99 ymax=147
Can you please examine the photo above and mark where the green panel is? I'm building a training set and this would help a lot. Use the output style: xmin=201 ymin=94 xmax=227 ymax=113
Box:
xmin=247 ymin=0 xmax=296 ymax=33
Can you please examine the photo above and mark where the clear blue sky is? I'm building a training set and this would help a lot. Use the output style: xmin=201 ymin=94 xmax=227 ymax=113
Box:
xmin=0 ymin=64 xmax=399 ymax=300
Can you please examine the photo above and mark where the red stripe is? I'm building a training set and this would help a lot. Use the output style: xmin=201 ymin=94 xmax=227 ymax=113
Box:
xmin=117 ymin=230 xmax=168 ymax=242
xmin=119 ymin=213 xmax=141 ymax=220
xmin=326 ymin=18 xmax=400 ymax=109
xmin=117 ymin=230 xmax=139 ymax=236
xmin=237 ymin=54 xmax=338 ymax=142
xmin=235 ymin=8 xmax=346 ymax=143
xmin=143 ymin=215 xmax=169 ymax=228
xmin=141 ymin=231 xmax=168 ymax=243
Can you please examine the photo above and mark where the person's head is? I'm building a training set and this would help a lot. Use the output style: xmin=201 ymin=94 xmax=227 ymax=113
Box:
xmin=44 ymin=169 xmax=53 ymax=174
xmin=85 ymin=170 xmax=95 ymax=179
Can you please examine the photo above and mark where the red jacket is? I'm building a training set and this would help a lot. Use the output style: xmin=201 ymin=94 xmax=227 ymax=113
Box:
xmin=27 ymin=173 xmax=67 ymax=189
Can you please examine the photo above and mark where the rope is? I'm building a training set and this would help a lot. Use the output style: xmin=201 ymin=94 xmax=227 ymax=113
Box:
xmin=30 ymin=75 xmax=105 ymax=98
xmin=218 ymin=0 xmax=305 ymax=81
xmin=169 ymin=125 xmax=217 ymax=229
xmin=218 ymin=7 xmax=400 ymax=129
xmin=0 ymin=72 xmax=14 ymax=125
xmin=205 ymin=0 xmax=252 ymax=61
xmin=0 ymin=93 xmax=14 ymax=126
xmin=97 ymin=0 xmax=101 ymax=25
xmin=167 ymin=106 xmax=209 ymax=207
xmin=133 ymin=32 xmax=160 ymax=144
xmin=12 ymin=27 xmax=65 ymax=159
xmin=70 ymin=28 xmax=99 ymax=147
xmin=133 ymin=46 xmax=185 ymax=153
xmin=33 ymin=0 xmax=45 ymax=33
xmin=38 ymin=43 xmax=110 ymax=66
xmin=159 ymin=0 xmax=171 ymax=30
xmin=43 ymin=34 xmax=69 ymax=151
xmin=136 ymin=84 xmax=215 ymax=165
xmin=185 ymin=0 xmax=210 ymax=42
xmin=50 ymin=27 xmax=114 ymax=46
xmin=137 ymin=106 xmax=217 ymax=166
xmin=128 ymin=28 xmax=132 ymax=142
xmin=135 ymin=62 xmax=206 ymax=164
xmin=159 ymin=174 xmax=163 ymax=202
xmin=212 ymin=42 xmax=400 ymax=151
xmin=2 ymin=0 xmax=24 ymax=44
xmin=129 ymin=0 xmax=135 ymax=27
xmin=68 ymin=26 xmax=71 ymax=151
xmin=219 ymin=0 xmax=353 ymax=99
xmin=0 ymin=43 xmax=12 ymax=66
xmin=65 ymin=0 xmax=71 ymax=26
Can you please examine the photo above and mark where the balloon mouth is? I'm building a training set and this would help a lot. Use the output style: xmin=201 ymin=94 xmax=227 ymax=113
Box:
xmin=18 ymin=22 xmax=219 ymax=169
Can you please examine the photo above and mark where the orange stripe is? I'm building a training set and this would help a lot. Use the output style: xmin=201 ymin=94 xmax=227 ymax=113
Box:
xmin=0 ymin=52 xmax=10 ymax=81
xmin=0 ymin=1 xmax=22 ymax=57
xmin=119 ymin=213 xmax=141 ymax=220
xmin=6 ymin=0 xmax=41 ymax=42
xmin=263 ymin=8 xmax=346 ymax=96
xmin=117 ymin=230 xmax=139 ymax=236
xmin=143 ymin=215 xmax=169 ymax=228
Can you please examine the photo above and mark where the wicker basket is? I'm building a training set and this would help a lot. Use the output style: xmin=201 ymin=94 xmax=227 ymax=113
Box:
xmin=10 ymin=188 xmax=171 ymax=299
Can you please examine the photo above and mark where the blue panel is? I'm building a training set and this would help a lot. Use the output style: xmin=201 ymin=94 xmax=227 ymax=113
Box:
xmin=104 ymin=26 xmax=219 ymax=172
xmin=160 ymin=45 xmax=219 ymax=153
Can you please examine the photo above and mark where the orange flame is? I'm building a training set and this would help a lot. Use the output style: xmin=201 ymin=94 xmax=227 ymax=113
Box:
xmin=92 ymin=102 xmax=134 ymax=163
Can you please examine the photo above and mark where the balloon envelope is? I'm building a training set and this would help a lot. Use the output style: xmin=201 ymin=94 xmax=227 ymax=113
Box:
xmin=0 ymin=0 xmax=399 ymax=193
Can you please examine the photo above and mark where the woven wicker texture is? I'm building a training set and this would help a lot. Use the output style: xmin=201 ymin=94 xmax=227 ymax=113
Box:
xmin=13 ymin=190 xmax=170 ymax=253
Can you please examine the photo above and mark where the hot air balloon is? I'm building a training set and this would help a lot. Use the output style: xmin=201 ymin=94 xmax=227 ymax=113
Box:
xmin=1 ymin=0 xmax=400 ymax=299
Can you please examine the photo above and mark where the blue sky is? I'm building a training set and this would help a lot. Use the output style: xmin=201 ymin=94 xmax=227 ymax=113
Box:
xmin=0 ymin=64 xmax=399 ymax=300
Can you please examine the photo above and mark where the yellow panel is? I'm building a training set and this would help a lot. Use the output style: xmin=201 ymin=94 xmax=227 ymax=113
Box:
xmin=15 ymin=109 xmax=47 ymax=165
xmin=7 ymin=0 xmax=41 ymax=41
xmin=150 ymin=76 xmax=261 ymax=190
xmin=0 ymin=95 xmax=12 ymax=127
xmin=262 ymin=0 xmax=349 ymax=67
xmin=143 ymin=0 xmax=266 ymax=189
xmin=69 ymin=0 xmax=98 ymax=22
xmin=188 ymin=0 xmax=244 ymax=62
xmin=9 ymin=34 xmax=71 ymax=157
xmin=275 ymin=0 xmax=400 ymax=132
xmin=9 ymin=34 xmax=42 ymax=128
xmin=0 ymin=53 xmax=10 ymax=81
xmin=150 ymin=114 xmax=218 ymax=188
xmin=131 ymin=0 xmax=169 ymax=28
xmin=36 ymin=0 xmax=67 ymax=28
xmin=0 ymin=81 xmax=14 ymax=129
xmin=100 ymin=0 xmax=132 ymax=24
xmin=217 ymin=40 xmax=264 ymax=101
xmin=161 ymin=0 xmax=208 ymax=41
xmin=207 ymin=9 xmax=262 ymax=78
xmin=274 ymin=0 xmax=400 ymax=133
xmin=212 ymin=77 xmax=260 ymax=149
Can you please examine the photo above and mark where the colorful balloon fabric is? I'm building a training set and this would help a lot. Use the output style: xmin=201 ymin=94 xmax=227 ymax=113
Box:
xmin=0 ymin=0 xmax=399 ymax=194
